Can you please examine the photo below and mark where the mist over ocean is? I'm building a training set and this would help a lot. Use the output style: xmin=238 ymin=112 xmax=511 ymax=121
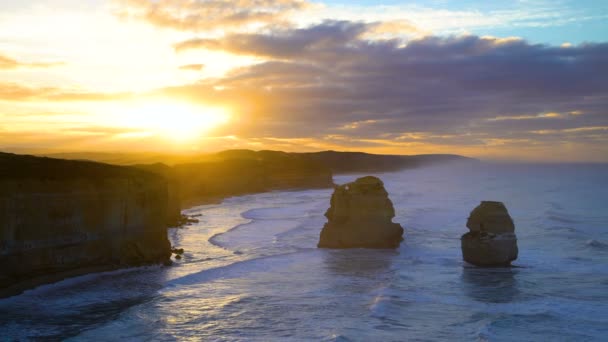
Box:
xmin=1 ymin=162 xmax=607 ymax=341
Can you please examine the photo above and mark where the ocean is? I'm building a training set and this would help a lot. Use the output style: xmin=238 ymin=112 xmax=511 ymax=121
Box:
xmin=1 ymin=162 xmax=607 ymax=341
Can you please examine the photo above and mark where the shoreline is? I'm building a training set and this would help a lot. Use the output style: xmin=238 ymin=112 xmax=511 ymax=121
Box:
xmin=0 ymin=265 xmax=130 ymax=299
xmin=0 ymin=160 xmax=465 ymax=299
xmin=0 ymin=185 xmax=334 ymax=300
xmin=179 ymin=183 xmax=335 ymax=210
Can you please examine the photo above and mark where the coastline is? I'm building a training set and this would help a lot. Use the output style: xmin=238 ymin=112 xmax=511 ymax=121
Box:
xmin=0 ymin=265 xmax=126 ymax=299
xmin=179 ymin=183 xmax=334 ymax=209
xmin=0 ymin=186 xmax=331 ymax=299
xmin=0 ymin=150 xmax=474 ymax=299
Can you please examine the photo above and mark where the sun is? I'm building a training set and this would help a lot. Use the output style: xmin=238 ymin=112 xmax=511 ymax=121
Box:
xmin=116 ymin=100 xmax=230 ymax=141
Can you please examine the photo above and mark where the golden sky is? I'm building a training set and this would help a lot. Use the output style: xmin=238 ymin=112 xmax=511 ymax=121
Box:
xmin=1 ymin=0 xmax=607 ymax=161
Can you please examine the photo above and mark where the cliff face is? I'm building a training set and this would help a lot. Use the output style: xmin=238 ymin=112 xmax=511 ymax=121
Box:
xmin=133 ymin=163 xmax=182 ymax=227
xmin=0 ymin=153 xmax=171 ymax=298
xmin=38 ymin=150 xmax=477 ymax=209
xmin=175 ymin=154 xmax=333 ymax=206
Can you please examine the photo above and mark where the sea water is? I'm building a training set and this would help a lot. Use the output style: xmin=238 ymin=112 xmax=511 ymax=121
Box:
xmin=1 ymin=162 xmax=608 ymax=341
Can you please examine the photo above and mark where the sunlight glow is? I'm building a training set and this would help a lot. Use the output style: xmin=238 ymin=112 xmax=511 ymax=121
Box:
xmin=115 ymin=101 xmax=230 ymax=141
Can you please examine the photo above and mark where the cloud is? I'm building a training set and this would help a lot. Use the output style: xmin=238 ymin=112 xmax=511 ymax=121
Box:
xmin=487 ymin=112 xmax=565 ymax=121
xmin=178 ymin=63 xmax=205 ymax=71
xmin=174 ymin=20 xmax=372 ymax=58
xmin=114 ymin=0 xmax=312 ymax=31
xmin=0 ymin=82 xmax=129 ymax=102
xmin=0 ymin=54 xmax=20 ymax=69
xmin=0 ymin=53 xmax=62 ymax=69
xmin=162 ymin=23 xmax=608 ymax=155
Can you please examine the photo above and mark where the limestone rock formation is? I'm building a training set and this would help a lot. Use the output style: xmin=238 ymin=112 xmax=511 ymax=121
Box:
xmin=318 ymin=176 xmax=404 ymax=249
xmin=0 ymin=152 xmax=172 ymax=298
xmin=461 ymin=201 xmax=518 ymax=267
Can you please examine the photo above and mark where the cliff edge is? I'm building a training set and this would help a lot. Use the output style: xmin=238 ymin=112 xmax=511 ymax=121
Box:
xmin=0 ymin=153 xmax=171 ymax=298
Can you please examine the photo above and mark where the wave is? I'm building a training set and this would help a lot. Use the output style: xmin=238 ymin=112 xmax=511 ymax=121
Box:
xmin=209 ymin=191 xmax=326 ymax=251
xmin=586 ymin=239 xmax=608 ymax=250
xmin=0 ymin=265 xmax=163 ymax=305
xmin=322 ymin=335 xmax=354 ymax=342
xmin=164 ymin=250 xmax=309 ymax=288
xmin=241 ymin=204 xmax=319 ymax=221
xmin=208 ymin=220 xmax=253 ymax=249
xmin=545 ymin=210 xmax=580 ymax=224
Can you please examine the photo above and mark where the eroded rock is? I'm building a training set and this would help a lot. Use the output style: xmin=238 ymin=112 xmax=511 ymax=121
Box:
xmin=461 ymin=201 xmax=518 ymax=267
xmin=318 ymin=176 xmax=404 ymax=249
xmin=466 ymin=201 xmax=515 ymax=234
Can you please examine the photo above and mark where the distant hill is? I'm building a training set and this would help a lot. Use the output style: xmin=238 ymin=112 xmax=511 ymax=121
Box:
xmin=172 ymin=151 xmax=333 ymax=207
xmin=40 ymin=149 xmax=477 ymax=173
xmin=40 ymin=152 xmax=196 ymax=166
xmin=206 ymin=149 xmax=477 ymax=174
xmin=30 ymin=149 xmax=478 ymax=208
xmin=0 ymin=152 xmax=159 ymax=180
xmin=136 ymin=150 xmax=475 ymax=206
xmin=302 ymin=151 xmax=477 ymax=174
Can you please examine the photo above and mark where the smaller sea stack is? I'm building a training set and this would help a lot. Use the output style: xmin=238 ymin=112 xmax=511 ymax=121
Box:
xmin=461 ymin=201 xmax=518 ymax=267
xmin=318 ymin=176 xmax=404 ymax=249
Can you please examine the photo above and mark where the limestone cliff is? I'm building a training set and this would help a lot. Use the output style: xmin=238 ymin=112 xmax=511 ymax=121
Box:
xmin=41 ymin=150 xmax=476 ymax=209
xmin=133 ymin=163 xmax=182 ymax=227
xmin=0 ymin=153 xmax=171 ymax=298
xmin=175 ymin=154 xmax=333 ymax=207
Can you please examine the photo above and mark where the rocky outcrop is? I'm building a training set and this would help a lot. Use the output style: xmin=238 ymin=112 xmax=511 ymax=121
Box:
xmin=318 ymin=176 xmax=404 ymax=249
xmin=461 ymin=201 xmax=518 ymax=267
xmin=0 ymin=153 xmax=171 ymax=298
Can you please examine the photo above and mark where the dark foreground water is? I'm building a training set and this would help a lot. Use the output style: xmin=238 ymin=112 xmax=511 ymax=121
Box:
xmin=1 ymin=162 xmax=608 ymax=341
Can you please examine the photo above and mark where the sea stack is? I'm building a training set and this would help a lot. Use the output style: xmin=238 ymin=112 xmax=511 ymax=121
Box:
xmin=461 ymin=201 xmax=518 ymax=267
xmin=318 ymin=176 xmax=404 ymax=249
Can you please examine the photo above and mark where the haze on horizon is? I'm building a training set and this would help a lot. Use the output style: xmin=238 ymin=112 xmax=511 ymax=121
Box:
xmin=0 ymin=0 xmax=607 ymax=162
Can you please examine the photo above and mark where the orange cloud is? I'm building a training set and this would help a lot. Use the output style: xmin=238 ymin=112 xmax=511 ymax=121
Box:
xmin=114 ymin=0 xmax=311 ymax=31
xmin=487 ymin=112 xmax=565 ymax=121
xmin=178 ymin=64 xmax=205 ymax=71
xmin=0 ymin=53 xmax=63 ymax=69
xmin=0 ymin=82 xmax=130 ymax=102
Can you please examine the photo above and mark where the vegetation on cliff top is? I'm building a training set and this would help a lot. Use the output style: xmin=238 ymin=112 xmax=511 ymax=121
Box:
xmin=0 ymin=152 xmax=161 ymax=181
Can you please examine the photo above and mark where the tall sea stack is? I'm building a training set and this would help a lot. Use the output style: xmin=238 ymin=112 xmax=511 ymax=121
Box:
xmin=461 ymin=201 xmax=518 ymax=267
xmin=318 ymin=176 xmax=404 ymax=249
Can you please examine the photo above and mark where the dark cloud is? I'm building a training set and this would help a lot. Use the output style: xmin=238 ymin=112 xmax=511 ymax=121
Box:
xmin=174 ymin=20 xmax=370 ymax=57
xmin=165 ymin=22 xmax=608 ymax=150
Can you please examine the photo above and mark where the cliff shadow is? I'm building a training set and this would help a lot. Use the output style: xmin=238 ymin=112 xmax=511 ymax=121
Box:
xmin=461 ymin=266 xmax=520 ymax=303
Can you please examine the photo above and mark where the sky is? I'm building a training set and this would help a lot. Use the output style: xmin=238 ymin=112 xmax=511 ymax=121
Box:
xmin=0 ymin=0 xmax=607 ymax=161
